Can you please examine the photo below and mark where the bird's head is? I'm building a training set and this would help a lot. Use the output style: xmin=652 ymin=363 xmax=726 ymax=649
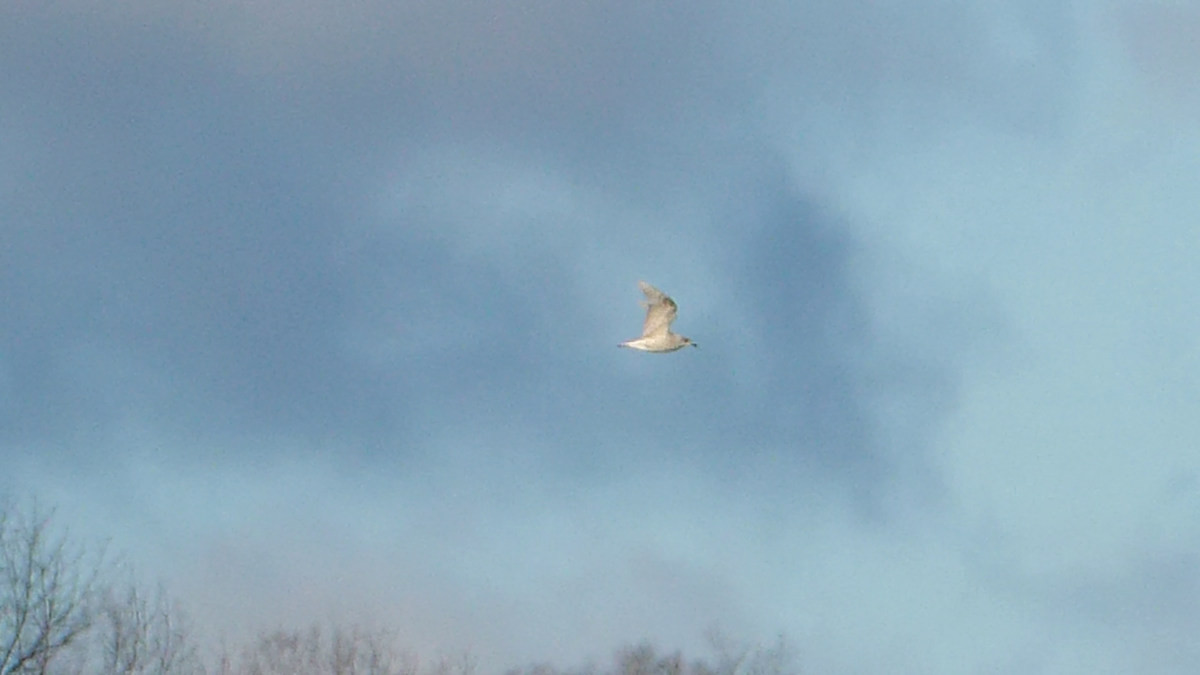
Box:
xmin=684 ymin=337 xmax=698 ymax=348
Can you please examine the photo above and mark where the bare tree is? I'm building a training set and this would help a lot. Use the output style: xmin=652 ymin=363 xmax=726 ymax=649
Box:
xmin=230 ymin=624 xmax=416 ymax=675
xmin=701 ymin=630 xmax=797 ymax=675
xmin=508 ymin=634 xmax=800 ymax=675
xmin=614 ymin=644 xmax=683 ymax=675
xmin=698 ymin=628 xmax=747 ymax=675
xmin=1 ymin=501 xmax=201 ymax=675
xmin=95 ymin=582 xmax=202 ymax=675
xmin=0 ymin=504 xmax=103 ymax=675
xmin=739 ymin=636 xmax=794 ymax=675
xmin=426 ymin=652 xmax=476 ymax=675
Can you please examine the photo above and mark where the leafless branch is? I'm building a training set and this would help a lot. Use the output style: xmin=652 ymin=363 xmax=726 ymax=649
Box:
xmin=0 ymin=503 xmax=102 ymax=675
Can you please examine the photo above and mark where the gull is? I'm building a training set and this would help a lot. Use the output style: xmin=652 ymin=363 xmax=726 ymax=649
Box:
xmin=619 ymin=281 xmax=697 ymax=352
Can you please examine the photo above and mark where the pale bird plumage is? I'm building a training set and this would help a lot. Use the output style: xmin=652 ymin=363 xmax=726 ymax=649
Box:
xmin=619 ymin=281 xmax=697 ymax=352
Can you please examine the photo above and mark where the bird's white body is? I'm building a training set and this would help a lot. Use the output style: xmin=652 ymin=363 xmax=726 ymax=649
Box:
xmin=619 ymin=281 xmax=697 ymax=353
xmin=620 ymin=335 xmax=692 ymax=352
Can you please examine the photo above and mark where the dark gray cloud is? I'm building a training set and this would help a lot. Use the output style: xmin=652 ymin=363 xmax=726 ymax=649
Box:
xmin=0 ymin=0 xmax=1044 ymax=501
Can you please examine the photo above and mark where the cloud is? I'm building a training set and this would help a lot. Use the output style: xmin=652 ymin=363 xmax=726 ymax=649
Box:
xmin=0 ymin=0 xmax=988 ymax=498
xmin=1117 ymin=2 xmax=1200 ymax=109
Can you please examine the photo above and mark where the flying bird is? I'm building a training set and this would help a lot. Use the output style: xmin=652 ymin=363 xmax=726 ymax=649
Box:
xmin=619 ymin=281 xmax=697 ymax=352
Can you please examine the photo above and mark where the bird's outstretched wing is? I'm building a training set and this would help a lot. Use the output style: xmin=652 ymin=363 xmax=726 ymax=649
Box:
xmin=638 ymin=281 xmax=678 ymax=337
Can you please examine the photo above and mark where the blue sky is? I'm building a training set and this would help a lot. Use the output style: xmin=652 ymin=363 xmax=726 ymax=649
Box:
xmin=2 ymin=1 xmax=1199 ymax=673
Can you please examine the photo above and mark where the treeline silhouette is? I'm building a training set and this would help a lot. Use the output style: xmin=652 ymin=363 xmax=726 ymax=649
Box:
xmin=0 ymin=501 xmax=798 ymax=675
